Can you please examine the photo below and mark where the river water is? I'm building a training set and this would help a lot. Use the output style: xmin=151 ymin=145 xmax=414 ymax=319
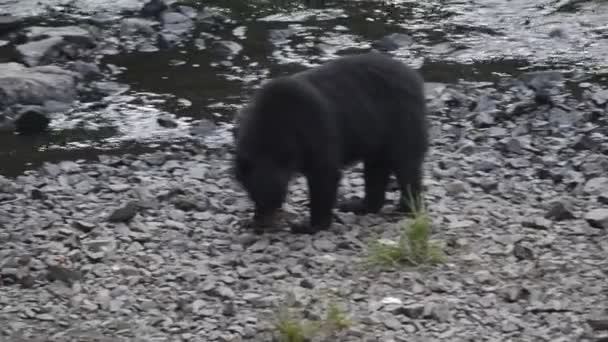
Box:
xmin=0 ymin=0 xmax=606 ymax=176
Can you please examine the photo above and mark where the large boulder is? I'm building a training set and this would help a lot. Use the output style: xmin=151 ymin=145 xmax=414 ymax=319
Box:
xmin=15 ymin=25 xmax=98 ymax=66
xmin=0 ymin=62 xmax=79 ymax=110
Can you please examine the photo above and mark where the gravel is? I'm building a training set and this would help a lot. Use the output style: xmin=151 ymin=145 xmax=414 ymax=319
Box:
xmin=1 ymin=73 xmax=608 ymax=342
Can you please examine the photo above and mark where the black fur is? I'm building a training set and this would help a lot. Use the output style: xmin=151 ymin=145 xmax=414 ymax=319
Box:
xmin=233 ymin=52 xmax=429 ymax=234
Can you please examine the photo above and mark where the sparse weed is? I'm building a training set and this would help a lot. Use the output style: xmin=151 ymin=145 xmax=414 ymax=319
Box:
xmin=271 ymin=298 xmax=353 ymax=341
xmin=323 ymin=302 xmax=353 ymax=332
xmin=366 ymin=192 xmax=444 ymax=269
xmin=273 ymin=306 xmax=317 ymax=342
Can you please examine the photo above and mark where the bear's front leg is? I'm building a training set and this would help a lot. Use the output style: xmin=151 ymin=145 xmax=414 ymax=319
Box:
xmin=291 ymin=167 xmax=341 ymax=234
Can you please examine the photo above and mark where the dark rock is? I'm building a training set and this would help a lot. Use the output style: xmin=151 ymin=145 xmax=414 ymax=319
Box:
xmin=549 ymin=27 xmax=567 ymax=38
xmin=211 ymin=40 xmax=242 ymax=59
xmin=157 ymin=115 xmax=178 ymax=128
xmin=598 ymin=193 xmax=608 ymax=205
xmin=47 ymin=264 xmax=82 ymax=284
xmin=0 ymin=115 xmax=15 ymax=132
xmin=545 ymin=199 xmax=575 ymax=221
xmin=372 ymin=33 xmax=414 ymax=51
xmin=300 ymin=278 xmax=315 ymax=289
xmin=108 ymin=201 xmax=139 ymax=222
xmin=534 ymin=88 xmax=553 ymax=105
xmin=0 ymin=63 xmax=79 ymax=109
xmin=502 ymin=286 xmax=531 ymax=303
xmin=0 ymin=267 xmax=35 ymax=288
xmin=191 ymin=119 xmax=217 ymax=136
xmin=67 ymin=61 xmax=102 ymax=80
xmin=157 ymin=32 xmax=181 ymax=49
xmin=30 ymin=188 xmax=46 ymax=200
xmin=140 ymin=0 xmax=168 ymax=18
xmin=172 ymin=196 xmax=200 ymax=211
xmin=222 ymin=302 xmax=236 ymax=316
xmin=14 ymin=107 xmax=50 ymax=134
xmin=513 ymin=243 xmax=534 ymax=260
xmin=0 ymin=15 xmax=23 ymax=34
xmin=573 ymin=134 xmax=599 ymax=151
xmin=587 ymin=318 xmax=608 ymax=331
xmin=197 ymin=9 xmax=231 ymax=32
xmin=400 ymin=304 xmax=424 ymax=319
xmin=584 ymin=209 xmax=608 ymax=229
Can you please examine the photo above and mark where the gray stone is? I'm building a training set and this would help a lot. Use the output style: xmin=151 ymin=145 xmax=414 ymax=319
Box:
xmin=0 ymin=63 xmax=79 ymax=109
xmin=108 ymin=202 xmax=139 ymax=222
xmin=584 ymin=209 xmax=608 ymax=229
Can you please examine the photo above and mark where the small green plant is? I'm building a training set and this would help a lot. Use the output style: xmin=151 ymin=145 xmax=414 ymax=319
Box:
xmin=366 ymin=192 xmax=444 ymax=269
xmin=273 ymin=306 xmax=318 ymax=342
xmin=271 ymin=298 xmax=353 ymax=341
xmin=322 ymin=302 xmax=353 ymax=333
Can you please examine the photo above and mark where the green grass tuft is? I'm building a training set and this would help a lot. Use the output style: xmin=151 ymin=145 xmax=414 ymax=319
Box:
xmin=271 ymin=299 xmax=353 ymax=341
xmin=273 ymin=307 xmax=317 ymax=342
xmin=366 ymin=192 xmax=445 ymax=269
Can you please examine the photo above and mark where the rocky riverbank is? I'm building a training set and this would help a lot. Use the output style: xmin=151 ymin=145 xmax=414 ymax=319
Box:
xmin=1 ymin=69 xmax=608 ymax=341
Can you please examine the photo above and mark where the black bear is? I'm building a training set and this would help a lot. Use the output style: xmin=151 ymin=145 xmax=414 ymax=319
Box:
xmin=233 ymin=51 xmax=429 ymax=234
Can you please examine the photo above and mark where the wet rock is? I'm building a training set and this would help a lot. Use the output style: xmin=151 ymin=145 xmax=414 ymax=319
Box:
xmin=157 ymin=32 xmax=181 ymax=49
xmin=14 ymin=107 xmax=50 ymax=135
xmin=108 ymin=201 xmax=139 ymax=222
xmin=160 ymin=11 xmax=193 ymax=34
xmin=67 ymin=61 xmax=102 ymax=80
xmin=520 ymin=70 xmax=564 ymax=91
xmin=120 ymin=18 xmax=157 ymax=38
xmin=197 ymin=9 xmax=231 ymax=32
xmin=372 ymin=33 xmax=414 ymax=51
xmin=0 ymin=63 xmax=79 ymax=110
xmin=191 ymin=119 xmax=217 ymax=136
xmin=15 ymin=37 xmax=64 ymax=66
xmin=211 ymin=40 xmax=243 ymax=59
xmin=157 ymin=114 xmax=178 ymax=128
xmin=0 ymin=15 xmax=23 ymax=34
xmin=584 ymin=209 xmax=608 ymax=229
xmin=140 ymin=0 xmax=168 ymax=18
xmin=16 ymin=26 xmax=97 ymax=66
